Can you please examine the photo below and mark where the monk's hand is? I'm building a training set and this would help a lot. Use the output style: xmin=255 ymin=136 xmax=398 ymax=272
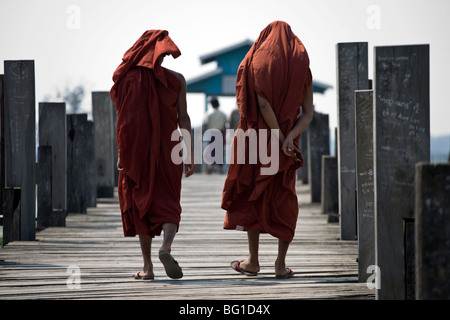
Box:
xmin=183 ymin=152 xmax=195 ymax=178
xmin=282 ymin=135 xmax=301 ymax=162
xmin=184 ymin=163 xmax=195 ymax=178
xmin=117 ymin=158 xmax=124 ymax=171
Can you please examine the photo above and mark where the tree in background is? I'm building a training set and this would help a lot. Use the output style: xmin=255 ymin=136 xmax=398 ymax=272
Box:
xmin=43 ymin=82 xmax=87 ymax=114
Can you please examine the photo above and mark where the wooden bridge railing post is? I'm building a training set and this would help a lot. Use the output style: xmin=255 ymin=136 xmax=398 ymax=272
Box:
xmin=38 ymin=102 xmax=67 ymax=227
xmin=355 ymin=89 xmax=374 ymax=283
xmin=37 ymin=146 xmax=57 ymax=229
xmin=307 ymin=111 xmax=330 ymax=203
xmin=373 ymin=44 xmax=430 ymax=300
xmin=415 ymin=162 xmax=450 ymax=300
xmin=321 ymin=155 xmax=338 ymax=219
xmin=2 ymin=187 xmax=21 ymax=246
xmin=297 ymin=128 xmax=309 ymax=184
xmin=3 ymin=60 xmax=36 ymax=241
xmin=67 ymin=113 xmax=97 ymax=213
xmin=86 ymin=119 xmax=97 ymax=207
xmin=92 ymin=92 xmax=115 ymax=198
xmin=336 ymin=42 xmax=369 ymax=240
xmin=0 ymin=74 xmax=4 ymax=217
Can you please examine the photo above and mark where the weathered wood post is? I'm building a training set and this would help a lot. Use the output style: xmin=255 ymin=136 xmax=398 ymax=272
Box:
xmin=373 ymin=44 xmax=430 ymax=300
xmin=86 ymin=119 xmax=97 ymax=207
xmin=415 ymin=162 xmax=450 ymax=300
xmin=67 ymin=113 xmax=92 ymax=213
xmin=336 ymin=42 xmax=369 ymax=240
xmin=38 ymin=102 xmax=67 ymax=226
xmin=37 ymin=146 xmax=58 ymax=229
xmin=0 ymin=75 xmax=4 ymax=213
xmin=112 ymin=103 xmax=118 ymax=186
xmin=3 ymin=60 xmax=36 ymax=241
xmin=2 ymin=187 xmax=21 ymax=245
xmin=298 ymin=128 xmax=309 ymax=184
xmin=92 ymin=92 xmax=115 ymax=198
xmin=307 ymin=111 xmax=330 ymax=203
xmin=355 ymin=89 xmax=374 ymax=283
xmin=321 ymin=155 xmax=338 ymax=216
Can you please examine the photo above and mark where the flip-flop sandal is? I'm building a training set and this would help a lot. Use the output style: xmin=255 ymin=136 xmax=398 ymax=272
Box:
xmin=230 ymin=260 xmax=258 ymax=276
xmin=275 ymin=267 xmax=294 ymax=279
xmin=133 ymin=271 xmax=154 ymax=280
xmin=159 ymin=251 xmax=183 ymax=279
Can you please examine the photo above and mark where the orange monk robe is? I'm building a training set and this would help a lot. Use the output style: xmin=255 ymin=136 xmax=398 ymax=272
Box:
xmin=221 ymin=21 xmax=312 ymax=243
xmin=110 ymin=30 xmax=184 ymax=237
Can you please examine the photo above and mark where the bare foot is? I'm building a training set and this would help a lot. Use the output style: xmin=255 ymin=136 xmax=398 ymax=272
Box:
xmin=238 ymin=259 xmax=260 ymax=274
xmin=133 ymin=262 xmax=154 ymax=280
xmin=275 ymin=261 xmax=294 ymax=278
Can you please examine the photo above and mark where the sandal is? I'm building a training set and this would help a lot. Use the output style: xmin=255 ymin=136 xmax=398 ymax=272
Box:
xmin=230 ymin=260 xmax=258 ymax=276
xmin=159 ymin=251 xmax=183 ymax=279
xmin=275 ymin=267 xmax=294 ymax=279
xmin=133 ymin=271 xmax=154 ymax=280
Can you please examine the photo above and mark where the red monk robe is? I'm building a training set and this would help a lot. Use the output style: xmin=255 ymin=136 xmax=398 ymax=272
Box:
xmin=111 ymin=30 xmax=184 ymax=238
xmin=221 ymin=21 xmax=312 ymax=243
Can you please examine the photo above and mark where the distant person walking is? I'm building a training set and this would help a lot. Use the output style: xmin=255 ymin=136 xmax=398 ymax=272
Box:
xmin=203 ymin=96 xmax=227 ymax=174
xmin=110 ymin=30 xmax=195 ymax=280
xmin=222 ymin=21 xmax=314 ymax=278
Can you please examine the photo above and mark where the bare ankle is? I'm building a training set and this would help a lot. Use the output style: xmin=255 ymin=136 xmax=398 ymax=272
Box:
xmin=242 ymin=258 xmax=260 ymax=272
xmin=275 ymin=259 xmax=286 ymax=269
xmin=159 ymin=246 xmax=171 ymax=254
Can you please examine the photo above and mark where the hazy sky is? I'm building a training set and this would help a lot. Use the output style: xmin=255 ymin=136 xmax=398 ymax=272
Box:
xmin=1 ymin=0 xmax=449 ymax=136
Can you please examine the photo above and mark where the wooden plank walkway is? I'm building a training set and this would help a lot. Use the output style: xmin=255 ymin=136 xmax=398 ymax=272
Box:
xmin=0 ymin=174 xmax=374 ymax=300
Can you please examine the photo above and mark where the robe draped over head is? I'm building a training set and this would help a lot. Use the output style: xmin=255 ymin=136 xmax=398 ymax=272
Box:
xmin=221 ymin=21 xmax=312 ymax=243
xmin=110 ymin=30 xmax=183 ymax=237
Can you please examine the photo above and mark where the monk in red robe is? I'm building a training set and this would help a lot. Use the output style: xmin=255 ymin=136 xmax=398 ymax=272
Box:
xmin=111 ymin=30 xmax=195 ymax=280
xmin=222 ymin=21 xmax=313 ymax=278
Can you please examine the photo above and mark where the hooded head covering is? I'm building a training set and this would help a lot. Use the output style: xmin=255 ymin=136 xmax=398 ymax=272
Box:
xmin=110 ymin=30 xmax=181 ymax=102
xmin=237 ymin=20 xmax=311 ymax=127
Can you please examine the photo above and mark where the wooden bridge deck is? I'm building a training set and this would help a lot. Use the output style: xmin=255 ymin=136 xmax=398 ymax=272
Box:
xmin=0 ymin=174 xmax=374 ymax=300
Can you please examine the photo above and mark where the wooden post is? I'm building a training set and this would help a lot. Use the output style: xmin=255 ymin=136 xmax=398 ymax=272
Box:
xmin=92 ymin=92 xmax=115 ymax=198
xmin=298 ymin=128 xmax=309 ymax=184
xmin=66 ymin=114 xmax=97 ymax=210
xmin=86 ymin=119 xmax=97 ymax=207
xmin=38 ymin=102 xmax=67 ymax=223
xmin=37 ymin=146 xmax=58 ymax=229
xmin=373 ymin=45 xmax=430 ymax=300
xmin=415 ymin=162 xmax=450 ymax=300
xmin=307 ymin=111 xmax=330 ymax=203
xmin=405 ymin=218 xmax=415 ymax=300
xmin=355 ymin=89 xmax=374 ymax=283
xmin=2 ymin=187 xmax=21 ymax=245
xmin=67 ymin=113 xmax=89 ymax=213
xmin=0 ymin=75 xmax=4 ymax=210
xmin=3 ymin=60 xmax=36 ymax=241
xmin=336 ymin=42 xmax=369 ymax=240
xmin=321 ymin=155 xmax=338 ymax=215
xmin=112 ymin=101 xmax=119 ymax=186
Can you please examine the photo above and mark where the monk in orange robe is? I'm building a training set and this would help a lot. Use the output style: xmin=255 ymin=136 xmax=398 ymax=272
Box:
xmin=222 ymin=21 xmax=313 ymax=278
xmin=111 ymin=30 xmax=195 ymax=280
